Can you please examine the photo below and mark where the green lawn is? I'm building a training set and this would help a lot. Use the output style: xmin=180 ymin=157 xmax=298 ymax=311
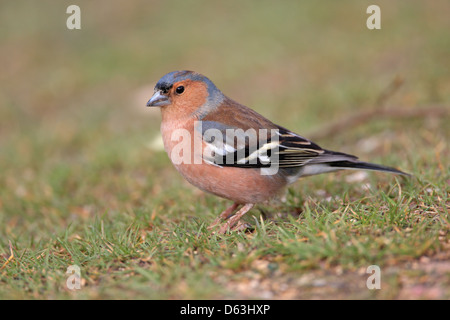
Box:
xmin=0 ymin=0 xmax=449 ymax=299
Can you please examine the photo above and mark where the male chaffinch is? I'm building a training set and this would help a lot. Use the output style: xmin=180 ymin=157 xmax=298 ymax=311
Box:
xmin=146 ymin=70 xmax=408 ymax=234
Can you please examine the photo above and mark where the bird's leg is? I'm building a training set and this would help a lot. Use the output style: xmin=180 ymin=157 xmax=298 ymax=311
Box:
xmin=208 ymin=202 xmax=241 ymax=230
xmin=218 ymin=203 xmax=254 ymax=234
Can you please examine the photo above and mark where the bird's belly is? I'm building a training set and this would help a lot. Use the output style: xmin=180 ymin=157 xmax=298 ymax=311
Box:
xmin=174 ymin=162 xmax=285 ymax=204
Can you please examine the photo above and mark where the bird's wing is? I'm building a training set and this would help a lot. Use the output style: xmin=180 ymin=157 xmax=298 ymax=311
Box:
xmin=196 ymin=99 xmax=326 ymax=169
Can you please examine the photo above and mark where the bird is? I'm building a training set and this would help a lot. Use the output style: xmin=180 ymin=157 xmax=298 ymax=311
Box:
xmin=146 ymin=70 xmax=409 ymax=234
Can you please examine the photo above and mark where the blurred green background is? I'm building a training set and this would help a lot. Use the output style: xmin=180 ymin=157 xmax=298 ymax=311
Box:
xmin=0 ymin=0 xmax=448 ymax=299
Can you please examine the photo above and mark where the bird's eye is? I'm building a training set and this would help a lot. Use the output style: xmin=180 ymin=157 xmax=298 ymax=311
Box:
xmin=175 ymin=86 xmax=185 ymax=94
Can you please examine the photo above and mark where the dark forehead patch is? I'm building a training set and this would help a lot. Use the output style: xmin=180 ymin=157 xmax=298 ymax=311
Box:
xmin=155 ymin=81 xmax=173 ymax=92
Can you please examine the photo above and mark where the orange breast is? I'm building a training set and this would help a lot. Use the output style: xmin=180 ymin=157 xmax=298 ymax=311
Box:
xmin=160 ymin=119 xmax=287 ymax=204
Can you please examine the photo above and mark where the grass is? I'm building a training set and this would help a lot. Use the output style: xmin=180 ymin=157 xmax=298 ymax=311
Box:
xmin=0 ymin=1 xmax=449 ymax=299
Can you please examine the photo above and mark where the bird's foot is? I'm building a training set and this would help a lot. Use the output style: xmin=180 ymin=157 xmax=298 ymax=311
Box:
xmin=207 ymin=202 xmax=241 ymax=230
xmin=211 ymin=203 xmax=255 ymax=234
xmin=218 ymin=219 xmax=253 ymax=234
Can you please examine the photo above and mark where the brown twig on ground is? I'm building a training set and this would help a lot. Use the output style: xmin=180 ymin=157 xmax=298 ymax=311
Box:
xmin=375 ymin=76 xmax=404 ymax=108
xmin=308 ymin=76 xmax=449 ymax=140
xmin=308 ymin=105 xmax=449 ymax=141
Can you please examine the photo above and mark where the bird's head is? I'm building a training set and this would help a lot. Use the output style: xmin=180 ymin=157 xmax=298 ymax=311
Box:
xmin=147 ymin=70 xmax=224 ymax=118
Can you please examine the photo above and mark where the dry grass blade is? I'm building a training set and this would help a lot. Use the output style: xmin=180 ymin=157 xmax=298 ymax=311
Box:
xmin=0 ymin=241 xmax=15 ymax=271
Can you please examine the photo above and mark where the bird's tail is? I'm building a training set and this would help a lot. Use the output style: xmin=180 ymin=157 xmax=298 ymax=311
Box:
xmin=326 ymin=159 xmax=409 ymax=175
xmin=301 ymin=149 xmax=410 ymax=177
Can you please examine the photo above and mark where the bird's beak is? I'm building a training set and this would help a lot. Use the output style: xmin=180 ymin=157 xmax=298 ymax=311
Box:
xmin=146 ymin=91 xmax=170 ymax=107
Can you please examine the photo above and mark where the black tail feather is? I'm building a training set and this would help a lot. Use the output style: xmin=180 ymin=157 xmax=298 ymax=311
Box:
xmin=327 ymin=160 xmax=410 ymax=176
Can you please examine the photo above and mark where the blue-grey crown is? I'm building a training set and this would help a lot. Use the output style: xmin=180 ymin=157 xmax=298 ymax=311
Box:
xmin=155 ymin=71 xmax=223 ymax=102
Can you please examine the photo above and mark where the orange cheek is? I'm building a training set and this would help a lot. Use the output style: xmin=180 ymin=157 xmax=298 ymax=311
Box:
xmin=175 ymin=82 xmax=209 ymax=113
xmin=160 ymin=81 xmax=209 ymax=121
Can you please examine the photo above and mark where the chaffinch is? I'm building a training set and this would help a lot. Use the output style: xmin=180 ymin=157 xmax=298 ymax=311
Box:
xmin=146 ymin=70 xmax=408 ymax=234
